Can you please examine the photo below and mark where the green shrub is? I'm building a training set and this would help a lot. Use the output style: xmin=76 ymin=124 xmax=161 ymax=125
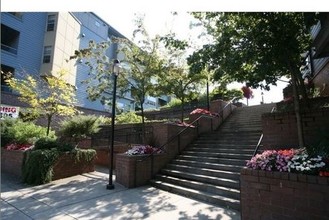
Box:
xmin=59 ymin=115 xmax=102 ymax=146
xmin=116 ymin=111 xmax=142 ymax=124
xmin=58 ymin=143 xmax=75 ymax=152
xmin=22 ymin=149 xmax=60 ymax=185
xmin=34 ymin=137 xmax=59 ymax=150
xmin=22 ymin=148 xmax=96 ymax=185
xmin=1 ymin=119 xmax=55 ymax=147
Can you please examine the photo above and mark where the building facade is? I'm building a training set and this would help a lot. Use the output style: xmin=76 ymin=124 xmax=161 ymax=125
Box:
xmin=1 ymin=12 xmax=169 ymax=114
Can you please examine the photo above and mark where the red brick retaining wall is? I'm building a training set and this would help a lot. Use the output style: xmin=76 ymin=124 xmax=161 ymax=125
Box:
xmin=262 ymin=108 xmax=329 ymax=149
xmin=116 ymin=153 xmax=167 ymax=188
xmin=52 ymin=153 xmax=95 ymax=180
xmin=1 ymin=149 xmax=95 ymax=181
xmin=1 ymin=149 xmax=25 ymax=177
xmin=240 ymin=168 xmax=329 ymax=220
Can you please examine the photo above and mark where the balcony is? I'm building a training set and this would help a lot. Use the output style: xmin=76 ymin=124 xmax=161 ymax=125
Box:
xmin=1 ymin=44 xmax=18 ymax=55
xmin=312 ymin=13 xmax=329 ymax=59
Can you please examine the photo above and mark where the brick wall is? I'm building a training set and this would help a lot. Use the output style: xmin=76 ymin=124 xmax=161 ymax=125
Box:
xmin=115 ymin=123 xmax=198 ymax=188
xmin=240 ymin=168 xmax=329 ymax=220
xmin=262 ymin=108 xmax=329 ymax=149
xmin=1 ymin=149 xmax=95 ymax=181
xmin=1 ymin=149 xmax=25 ymax=177
xmin=52 ymin=153 xmax=95 ymax=180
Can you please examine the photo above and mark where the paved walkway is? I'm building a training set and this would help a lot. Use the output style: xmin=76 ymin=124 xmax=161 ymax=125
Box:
xmin=1 ymin=167 xmax=241 ymax=220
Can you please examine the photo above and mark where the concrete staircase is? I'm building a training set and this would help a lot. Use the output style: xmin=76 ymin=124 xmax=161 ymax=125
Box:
xmin=150 ymin=103 xmax=275 ymax=211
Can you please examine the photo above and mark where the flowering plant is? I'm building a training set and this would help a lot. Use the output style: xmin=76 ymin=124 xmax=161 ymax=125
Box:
xmin=288 ymin=154 xmax=326 ymax=175
xmin=165 ymin=119 xmax=195 ymax=128
xmin=125 ymin=145 xmax=163 ymax=156
xmin=247 ymin=148 xmax=328 ymax=175
xmin=190 ymin=108 xmax=219 ymax=117
xmin=4 ymin=143 xmax=33 ymax=151
xmin=241 ymin=86 xmax=253 ymax=99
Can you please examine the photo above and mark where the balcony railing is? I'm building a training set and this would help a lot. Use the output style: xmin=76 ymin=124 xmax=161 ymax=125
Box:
xmin=310 ymin=21 xmax=321 ymax=40
xmin=1 ymin=44 xmax=18 ymax=55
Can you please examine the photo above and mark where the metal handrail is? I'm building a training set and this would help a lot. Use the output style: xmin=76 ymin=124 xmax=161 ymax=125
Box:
xmin=137 ymin=114 xmax=216 ymax=162
xmin=252 ymin=106 xmax=277 ymax=157
xmin=138 ymin=96 xmax=239 ymax=162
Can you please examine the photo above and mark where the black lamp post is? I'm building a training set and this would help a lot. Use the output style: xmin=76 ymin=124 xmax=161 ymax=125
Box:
xmin=107 ymin=59 xmax=121 ymax=190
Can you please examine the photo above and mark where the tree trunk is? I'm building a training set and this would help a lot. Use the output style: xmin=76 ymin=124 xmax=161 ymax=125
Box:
xmin=140 ymin=101 xmax=146 ymax=144
xmin=291 ymin=71 xmax=305 ymax=148
xmin=46 ymin=114 xmax=52 ymax=136
xmin=181 ymin=99 xmax=185 ymax=122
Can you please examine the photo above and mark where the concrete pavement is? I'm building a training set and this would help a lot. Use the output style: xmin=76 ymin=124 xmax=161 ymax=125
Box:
xmin=1 ymin=166 xmax=241 ymax=220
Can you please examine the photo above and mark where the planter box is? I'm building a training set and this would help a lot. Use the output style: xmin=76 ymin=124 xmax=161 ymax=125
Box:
xmin=240 ymin=168 xmax=329 ymax=220
xmin=52 ymin=152 xmax=95 ymax=180
xmin=1 ymin=148 xmax=25 ymax=177
xmin=93 ymin=144 xmax=130 ymax=167
xmin=116 ymin=153 xmax=167 ymax=188
xmin=1 ymin=148 xmax=95 ymax=181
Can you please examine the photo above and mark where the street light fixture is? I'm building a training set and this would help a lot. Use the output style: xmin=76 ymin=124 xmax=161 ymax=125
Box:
xmin=107 ymin=59 xmax=121 ymax=190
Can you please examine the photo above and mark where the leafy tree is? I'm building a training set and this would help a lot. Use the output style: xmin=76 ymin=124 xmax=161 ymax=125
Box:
xmin=70 ymin=15 xmax=164 ymax=142
xmin=4 ymin=69 xmax=77 ymax=136
xmin=157 ymin=34 xmax=204 ymax=121
xmin=188 ymin=12 xmax=318 ymax=147
xmin=116 ymin=15 xmax=164 ymax=130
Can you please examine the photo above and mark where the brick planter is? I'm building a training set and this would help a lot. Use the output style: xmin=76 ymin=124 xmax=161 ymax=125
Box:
xmin=116 ymin=153 xmax=167 ymax=188
xmin=52 ymin=152 xmax=95 ymax=180
xmin=1 ymin=148 xmax=96 ymax=181
xmin=1 ymin=148 xmax=25 ymax=177
xmin=93 ymin=144 xmax=130 ymax=168
xmin=240 ymin=168 xmax=329 ymax=220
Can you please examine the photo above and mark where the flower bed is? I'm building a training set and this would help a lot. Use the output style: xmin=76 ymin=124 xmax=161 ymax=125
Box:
xmin=246 ymin=148 xmax=328 ymax=175
xmin=241 ymin=148 xmax=329 ymax=218
xmin=125 ymin=145 xmax=163 ymax=155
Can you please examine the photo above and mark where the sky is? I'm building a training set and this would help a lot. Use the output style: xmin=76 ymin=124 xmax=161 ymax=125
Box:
xmin=3 ymin=0 xmax=328 ymax=105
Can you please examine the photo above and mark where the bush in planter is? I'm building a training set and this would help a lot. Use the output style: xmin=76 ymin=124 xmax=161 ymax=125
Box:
xmin=59 ymin=115 xmax=102 ymax=147
xmin=22 ymin=148 xmax=60 ymax=185
xmin=1 ymin=118 xmax=56 ymax=147
xmin=22 ymin=147 xmax=96 ymax=185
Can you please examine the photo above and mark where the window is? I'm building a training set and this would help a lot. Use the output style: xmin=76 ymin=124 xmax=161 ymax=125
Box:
xmin=8 ymin=12 xmax=23 ymax=19
xmin=1 ymin=24 xmax=20 ymax=55
xmin=1 ymin=65 xmax=14 ymax=92
xmin=43 ymin=46 xmax=52 ymax=63
xmin=47 ymin=14 xmax=56 ymax=31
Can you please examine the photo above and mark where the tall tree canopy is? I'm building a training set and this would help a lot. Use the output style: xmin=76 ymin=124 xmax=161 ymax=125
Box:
xmin=188 ymin=12 xmax=317 ymax=91
xmin=4 ymin=69 xmax=77 ymax=135
xmin=188 ymin=12 xmax=318 ymax=147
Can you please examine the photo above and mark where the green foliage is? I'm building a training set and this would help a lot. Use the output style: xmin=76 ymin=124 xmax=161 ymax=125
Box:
xmin=1 ymin=119 xmax=55 ymax=147
xmin=4 ymin=69 xmax=78 ymax=135
xmin=22 ymin=149 xmax=60 ymax=185
xmin=306 ymin=128 xmax=329 ymax=157
xmin=22 ymin=148 xmax=96 ymax=185
xmin=188 ymin=12 xmax=317 ymax=90
xmin=164 ymin=98 xmax=182 ymax=108
xmin=116 ymin=111 xmax=142 ymax=124
xmin=59 ymin=115 xmax=102 ymax=146
xmin=69 ymin=148 xmax=97 ymax=163
xmin=34 ymin=137 xmax=59 ymax=150
xmin=210 ymin=87 xmax=243 ymax=101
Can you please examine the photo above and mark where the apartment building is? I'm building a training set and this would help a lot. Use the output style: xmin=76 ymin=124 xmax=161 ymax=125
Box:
xmin=1 ymin=12 xmax=169 ymax=115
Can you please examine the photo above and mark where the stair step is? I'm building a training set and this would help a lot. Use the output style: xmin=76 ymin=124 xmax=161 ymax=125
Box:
xmin=172 ymin=159 xmax=244 ymax=172
xmin=182 ymin=151 xmax=252 ymax=160
xmin=150 ymin=180 xmax=241 ymax=211
xmin=187 ymin=147 xmax=255 ymax=153
xmin=177 ymin=155 xmax=248 ymax=166
xmin=154 ymin=174 xmax=240 ymax=199
xmin=166 ymin=164 xmax=241 ymax=180
xmin=161 ymin=168 xmax=240 ymax=189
